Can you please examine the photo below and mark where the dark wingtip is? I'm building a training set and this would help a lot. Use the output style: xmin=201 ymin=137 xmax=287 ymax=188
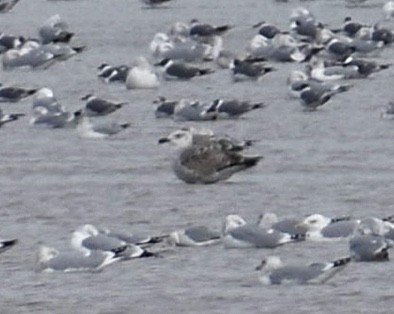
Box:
xmin=158 ymin=137 xmax=170 ymax=144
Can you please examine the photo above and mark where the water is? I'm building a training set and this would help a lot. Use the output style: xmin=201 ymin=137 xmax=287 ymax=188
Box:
xmin=1 ymin=0 xmax=394 ymax=313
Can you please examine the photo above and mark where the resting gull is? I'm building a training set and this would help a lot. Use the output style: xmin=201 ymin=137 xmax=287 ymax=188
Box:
xmin=222 ymin=214 xmax=304 ymax=249
xmin=154 ymin=96 xmax=178 ymax=118
xmin=36 ymin=245 xmax=123 ymax=273
xmin=81 ymin=94 xmax=126 ymax=117
xmin=155 ymin=58 xmax=214 ymax=80
xmin=71 ymin=224 xmax=155 ymax=259
xmin=0 ymin=84 xmax=37 ymax=102
xmin=258 ymin=213 xmax=302 ymax=236
xmin=38 ymin=14 xmax=74 ymax=44
xmin=168 ymin=225 xmax=221 ymax=247
xmin=97 ymin=63 xmax=130 ymax=83
xmin=74 ymin=111 xmax=130 ymax=139
xmin=229 ymin=59 xmax=275 ymax=81
xmin=158 ymin=128 xmax=262 ymax=183
xmin=296 ymin=214 xmax=359 ymax=241
xmin=255 ymin=255 xmax=351 ymax=285
xmin=125 ymin=57 xmax=160 ymax=89
xmin=349 ymin=234 xmax=391 ymax=262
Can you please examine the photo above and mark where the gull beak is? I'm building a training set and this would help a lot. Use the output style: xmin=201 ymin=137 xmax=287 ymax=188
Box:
xmin=158 ymin=137 xmax=170 ymax=144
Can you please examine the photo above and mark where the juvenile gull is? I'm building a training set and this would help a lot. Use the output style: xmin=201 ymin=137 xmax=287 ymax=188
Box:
xmin=255 ymin=255 xmax=351 ymax=285
xmin=297 ymin=214 xmax=359 ymax=241
xmin=158 ymin=129 xmax=262 ymax=184
xmin=0 ymin=238 xmax=17 ymax=253
xmin=74 ymin=111 xmax=130 ymax=139
xmin=222 ymin=214 xmax=304 ymax=249
xmin=155 ymin=58 xmax=214 ymax=80
xmin=81 ymin=94 xmax=126 ymax=117
xmin=36 ymin=245 xmax=122 ymax=273
xmin=71 ymin=224 xmax=155 ymax=259
xmin=168 ymin=226 xmax=221 ymax=247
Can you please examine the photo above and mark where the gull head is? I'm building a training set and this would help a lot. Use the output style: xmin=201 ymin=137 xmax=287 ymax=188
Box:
xmin=158 ymin=129 xmax=194 ymax=148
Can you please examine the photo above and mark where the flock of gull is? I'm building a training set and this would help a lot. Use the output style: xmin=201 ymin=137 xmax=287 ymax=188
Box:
xmin=1 ymin=0 xmax=394 ymax=286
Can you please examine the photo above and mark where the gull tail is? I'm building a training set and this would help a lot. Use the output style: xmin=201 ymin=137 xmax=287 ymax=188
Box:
xmin=198 ymin=68 xmax=215 ymax=76
xmin=0 ymin=239 xmax=18 ymax=253
xmin=332 ymin=257 xmax=351 ymax=267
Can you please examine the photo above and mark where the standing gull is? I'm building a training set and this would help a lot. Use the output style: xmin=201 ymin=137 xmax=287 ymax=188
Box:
xmin=255 ymin=255 xmax=351 ymax=285
xmin=158 ymin=129 xmax=262 ymax=184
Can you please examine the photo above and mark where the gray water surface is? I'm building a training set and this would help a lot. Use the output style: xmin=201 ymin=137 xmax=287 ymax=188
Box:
xmin=1 ymin=0 xmax=394 ymax=313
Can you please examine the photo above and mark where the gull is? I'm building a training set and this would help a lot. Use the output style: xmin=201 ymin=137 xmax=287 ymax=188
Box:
xmin=38 ymin=14 xmax=74 ymax=44
xmin=97 ymin=63 xmax=130 ymax=83
xmin=74 ymin=111 xmax=130 ymax=139
xmin=158 ymin=128 xmax=262 ymax=183
xmin=36 ymin=245 xmax=123 ymax=273
xmin=81 ymin=94 xmax=126 ymax=117
xmin=71 ymin=224 xmax=156 ymax=259
xmin=155 ymin=58 xmax=214 ymax=80
xmin=0 ymin=84 xmax=37 ymax=102
xmin=296 ymin=214 xmax=359 ymax=241
xmin=125 ymin=57 xmax=160 ymax=89
xmin=229 ymin=59 xmax=275 ymax=81
xmin=168 ymin=226 xmax=221 ymax=247
xmin=222 ymin=214 xmax=304 ymax=249
xmin=349 ymin=234 xmax=391 ymax=262
xmin=255 ymin=255 xmax=351 ymax=285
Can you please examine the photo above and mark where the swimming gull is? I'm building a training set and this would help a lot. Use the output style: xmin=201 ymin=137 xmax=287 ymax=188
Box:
xmin=125 ymin=56 xmax=160 ymax=89
xmin=0 ymin=108 xmax=25 ymax=127
xmin=71 ymin=224 xmax=156 ymax=259
xmin=0 ymin=84 xmax=37 ymax=102
xmin=155 ymin=58 xmax=214 ymax=80
xmin=36 ymin=245 xmax=123 ymax=273
xmin=81 ymin=94 xmax=126 ymax=117
xmin=296 ymin=214 xmax=359 ymax=241
xmin=222 ymin=214 xmax=304 ymax=249
xmin=74 ymin=111 xmax=131 ymax=139
xmin=97 ymin=63 xmax=130 ymax=83
xmin=255 ymin=255 xmax=351 ymax=285
xmin=158 ymin=128 xmax=262 ymax=183
xmin=0 ymin=238 xmax=17 ymax=253
xmin=168 ymin=225 xmax=221 ymax=247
